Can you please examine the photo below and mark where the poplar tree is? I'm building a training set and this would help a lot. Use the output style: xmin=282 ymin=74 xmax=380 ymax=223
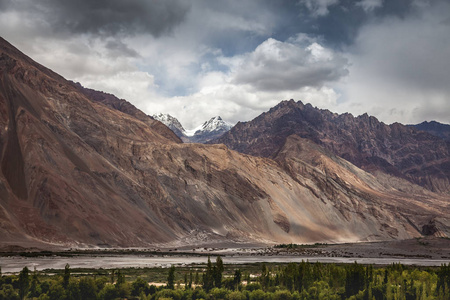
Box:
xmin=214 ymin=256 xmax=224 ymax=288
xmin=203 ymin=257 xmax=214 ymax=291
xmin=63 ymin=264 xmax=71 ymax=289
xmin=167 ymin=265 xmax=175 ymax=290
xmin=18 ymin=266 xmax=30 ymax=300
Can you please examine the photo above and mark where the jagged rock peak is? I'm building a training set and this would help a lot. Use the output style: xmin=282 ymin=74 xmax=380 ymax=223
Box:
xmin=408 ymin=120 xmax=450 ymax=142
xmin=213 ymin=99 xmax=450 ymax=193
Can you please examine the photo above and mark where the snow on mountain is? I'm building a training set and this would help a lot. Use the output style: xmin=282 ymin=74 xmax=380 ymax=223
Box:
xmin=152 ymin=113 xmax=186 ymax=139
xmin=200 ymin=116 xmax=232 ymax=134
xmin=152 ymin=114 xmax=232 ymax=143
xmin=189 ymin=116 xmax=233 ymax=143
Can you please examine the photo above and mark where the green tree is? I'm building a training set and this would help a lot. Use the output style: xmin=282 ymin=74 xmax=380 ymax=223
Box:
xmin=18 ymin=266 xmax=30 ymax=300
xmin=79 ymin=277 xmax=97 ymax=300
xmin=345 ymin=262 xmax=366 ymax=298
xmin=214 ymin=256 xmax=224 ymax=288
xmin=115 ymin=270 xmax=125 ymax=286
xmin=0 ymin=284 xmax=20 ymax=300
xmin=98 ymin=284 xmax=117 ymax=300
xmin=260 ymin=263 xmax=269 ymax=289
xmin=203 ymin=257 xmax=214 ymax=291
xmin=233 ymin=269 xmax=242 ymax=290
xmin=167 ymin=265 xmax=175 ymax=290
xmin=437 ymin=263 xmax=450 ymax=298
xmin=29 ymin=271 xmax=41 ymax=298
xmin=188 ymin=271 xmax=193 ymax=289
xmin=40 ymin=281 xmax=51 ymax=295
xmin=132 ymin=277 xmax=149 ymax=296
xmin=48 ymin=283 xmax=65 ymax=300
xmin=110 ymin=270 xmax=115 ymax=284
xmin=66 ymin=281 xmax=81 ymax=300
xmin=195 ymin=271 xmax=200 ymax=285
xmin=63 ymin=264 xmax=71 ymax=289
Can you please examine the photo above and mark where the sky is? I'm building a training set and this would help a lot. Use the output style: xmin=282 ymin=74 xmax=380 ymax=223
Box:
xmin=0 ymin=0 xmax=449 ymax=129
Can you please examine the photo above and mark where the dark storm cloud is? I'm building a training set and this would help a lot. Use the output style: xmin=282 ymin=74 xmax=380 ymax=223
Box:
xmin=105 ymin=40 xmax=140 ymax=58
xmin=5 ymin=0 xmax=190 ymax=37
xmin=294 ymin=0 xmax=418 ymax=48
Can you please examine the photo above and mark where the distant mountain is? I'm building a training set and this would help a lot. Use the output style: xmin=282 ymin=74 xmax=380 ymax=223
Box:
xmin=153 ymin=114 xmax=232 ymax=143
xmin=152 ymin=113 xmax=187 ymax=141
xmin=188 ymin=116 xmax=232 ymax=143
xmin=408 ymin=121 xmax=450 ymax=143
xmin=213 ymin=100 xmax=450 ymax=193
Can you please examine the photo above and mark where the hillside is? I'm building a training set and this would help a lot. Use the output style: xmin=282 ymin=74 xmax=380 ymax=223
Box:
xmin=0 ymin=38 xmax=448 ymax=248
xmin=214 ymin=100 xmax=450 ymax=194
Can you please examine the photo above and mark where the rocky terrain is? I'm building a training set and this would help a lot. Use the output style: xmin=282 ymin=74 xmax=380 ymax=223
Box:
xmin=409 ymin=121 xmax=450 ymax=143
xmin=0 ymin=37 xmax=448 ymax=249
xmin=73 ymin=83 xmax=182 ymax=144
xmin=214 ymin=100 xmax=450 ymax=193
xmin=153 ymin=114 xmax=232 ymax=143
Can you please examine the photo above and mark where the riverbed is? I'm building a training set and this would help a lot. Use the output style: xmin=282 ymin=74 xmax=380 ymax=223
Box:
xmin=1 ymin=255 xmax=449 ymax=274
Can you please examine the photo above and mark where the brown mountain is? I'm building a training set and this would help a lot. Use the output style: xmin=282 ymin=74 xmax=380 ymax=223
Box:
xmin=408 ymin=121 xmax=450 ymax=143
xmin=71 ymin=82 xmax=183 ymax=144
xmin=0 ymin=37 xmax=448 ymax=248
xmin=214 ymin=100 xmax=450 ymax=193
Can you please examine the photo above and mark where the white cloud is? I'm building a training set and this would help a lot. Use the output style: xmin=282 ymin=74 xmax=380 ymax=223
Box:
xmin=137 ymin=37 xmax=346 ymax=129
xmin=77 ymin=71 xmax=157 ymax=104
xmin=143 ymin=80 xmax=340 ymax=129
xmin=228 ymin=37 xmax=349 ymax=92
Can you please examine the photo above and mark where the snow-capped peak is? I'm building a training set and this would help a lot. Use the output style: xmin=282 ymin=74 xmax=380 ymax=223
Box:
xmin=152 ymin=114 xmax=233 ymax=143
xmin=199 ymin=116 xmax=232 ymax=134
xmin=152 ymin=113 xmax=186 ymax=135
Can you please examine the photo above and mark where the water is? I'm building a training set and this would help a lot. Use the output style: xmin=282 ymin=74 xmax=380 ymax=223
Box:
xmin=1 ymin=255 xmax=448 ymax=274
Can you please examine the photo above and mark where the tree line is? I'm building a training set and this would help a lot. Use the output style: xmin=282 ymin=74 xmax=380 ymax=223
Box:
xmin=0 ymin=258 xmax=449 ymax=300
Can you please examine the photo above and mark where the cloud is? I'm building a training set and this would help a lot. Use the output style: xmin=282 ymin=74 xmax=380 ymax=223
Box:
xmin=228 ymin=37 xmax=349 ymax=92
xmin=141 ymin=78 xmax=340 ymax=129
xmin=1 ymin=0 xmax=448 ymax=130
xmin=25 ymin=37 xmax=138 ymax=80
xmin=356 ymin=0 xmax=383 ymax=12
xmin=339 ymin=0 xmax=450 ymax=124
xmin=137 ymin=36 xmax=346 ymax=129
xmin=299 ymin=0 xmax=339 ymax=17
xmin=105 ymin=40 xmax=140 ymax=58
xmin=78 ymin=71 xmax=157 ymax=105
xmin=1 ymin=0 xmax=190 ymax=38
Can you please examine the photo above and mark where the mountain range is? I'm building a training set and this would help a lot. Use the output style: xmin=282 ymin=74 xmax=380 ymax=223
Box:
xmin=153 ymin=114 xmax=232 ymax=143
xmin=213 ymin=100 xmax=450 ymax=194
xmin=408 ymin=121 xmax=450 ymax=143
xmin=0 ymin=37 xmax=449 ymax=248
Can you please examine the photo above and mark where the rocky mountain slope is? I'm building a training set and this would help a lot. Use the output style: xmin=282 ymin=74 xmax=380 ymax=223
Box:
xmin=73 ymin=84 xmax=182 ymax=144
xmin=0 ymin=37 xmax=448 ymax=248
xmin=153 ymin=114 xmax=232 ymax=143
xmin=214 ymin=100 xmax=450 ymax=194
xmin=408 ymin=121 xmax=450 ymax=143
